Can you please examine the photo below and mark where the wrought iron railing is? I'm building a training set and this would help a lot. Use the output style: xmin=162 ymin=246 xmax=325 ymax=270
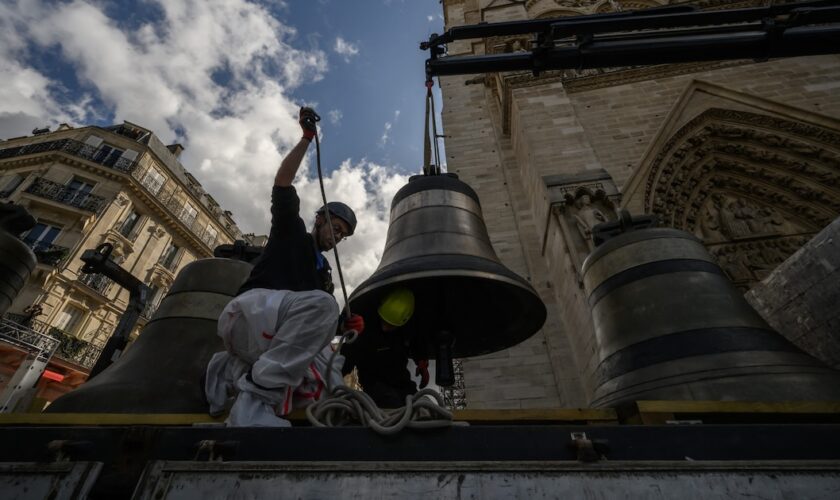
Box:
xmin=130 ymin=164 xmax=220 ymax=251
xmin=24 ymin=177 xmax=107 ymax=213
xmin=21 ymin=239 xmax=70 ymax=267
xmin=442 ymin=359 xmax=467 ymax=410
xmin=0 ymin=317 xmax=60 ymax=362
xmin=0 ymin=138 xmax=137 ymax=173
xmin=2 ymin=313 xmax=104 ymax=369
xmin=140 ymin=300 xmax=159 ymax=320
xmin=200 ymin=230 xmax=217 ymax=248
xmin=79 ymin=272 xmax=113 ymax=295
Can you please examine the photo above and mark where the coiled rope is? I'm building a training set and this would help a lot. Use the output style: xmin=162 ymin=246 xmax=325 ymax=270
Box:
xmin=306 ymin=330 xmax=462 ymax=435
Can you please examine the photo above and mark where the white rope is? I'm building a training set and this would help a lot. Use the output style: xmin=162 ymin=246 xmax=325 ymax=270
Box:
xmin=306 ymin=331 xmax=463 ymax=435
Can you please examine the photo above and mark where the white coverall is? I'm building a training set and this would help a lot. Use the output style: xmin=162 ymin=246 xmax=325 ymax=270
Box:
xmin=204 ymin=288 xmax=342 ymax=427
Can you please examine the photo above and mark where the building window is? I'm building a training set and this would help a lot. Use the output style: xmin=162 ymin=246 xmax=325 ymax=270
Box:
xmin=93 ymin=144 xmax=125 ymax=167
xmin=141 ymin=167 xmax=166 ymax=195
xmin=54 ymin=305 xmax=86 ymax=336
xmin=64 ymin=177 xmax=96 ymax=205
xmin=118 ymin=210 xmax=142 ymax=239
xmin=159 ymin=242 xmax=180 ymax=271
xmin=179 ymin=203 xmax=197 ymax=227
xmin=23 ymin=222 xmax=62 ymax=250
xmin=202 ymin=225 xmax=218 ymax=248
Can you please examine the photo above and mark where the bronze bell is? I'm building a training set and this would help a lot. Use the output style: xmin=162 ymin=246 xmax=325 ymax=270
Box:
xmin=46 ymin=258 xmax=252 ymax=413
xmin=582 ymin=214 xmax=840 ymax=407
xmin=348 ymin=173 xmax=547 ymax=385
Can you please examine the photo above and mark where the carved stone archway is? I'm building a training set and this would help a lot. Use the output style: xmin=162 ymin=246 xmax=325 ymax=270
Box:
xmin=644 ymin=108 xmax=840 ymax=290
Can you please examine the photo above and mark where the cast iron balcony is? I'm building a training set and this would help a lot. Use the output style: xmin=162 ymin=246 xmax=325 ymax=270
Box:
xmin=140 ymin=300 xmax=159 ymax=320
xmin=0 ymin=138 xmax=137 ymax=173
xmin=22 ymin=239 xmax=70 ymax=267
xmin=2 ymin=314 xmax=105 ymax=370
xmin=79 ymin=272 xmax=113 ymax=296
xmin=25 ymin=177 xmax=107 ymax=213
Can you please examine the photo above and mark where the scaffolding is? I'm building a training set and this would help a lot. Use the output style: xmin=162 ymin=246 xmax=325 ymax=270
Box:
xmin=0 ymin=317 xmax=60 ymax=413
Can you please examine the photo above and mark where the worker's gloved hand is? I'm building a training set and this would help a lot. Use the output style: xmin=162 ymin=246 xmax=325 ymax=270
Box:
xmin=342 ymin=313 xmax=364 ymax=336
xmin=299 ymin=106 xmax=318 ymax=141
xmin=415 ymin=359 xmax=430 ymax=389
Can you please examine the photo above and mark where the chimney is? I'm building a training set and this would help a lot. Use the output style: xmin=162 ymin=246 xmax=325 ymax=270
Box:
xmin=166 ymin=143 xmax=184 ymax=158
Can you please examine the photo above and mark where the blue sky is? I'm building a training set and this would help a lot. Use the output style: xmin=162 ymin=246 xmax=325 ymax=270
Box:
xmin=286 ymin=0 xmax=445 ymax=171
xmin=0 ymin=0 xmax=447 ymax=294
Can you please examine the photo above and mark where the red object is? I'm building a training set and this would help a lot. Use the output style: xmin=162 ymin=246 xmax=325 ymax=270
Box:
xmin=343 ymin=313 xmax=364 ymax=335
xmin=42 ymin=369 xmax=65 ymax=382
xmin=415 ymin=359 xmax=430 ymax=389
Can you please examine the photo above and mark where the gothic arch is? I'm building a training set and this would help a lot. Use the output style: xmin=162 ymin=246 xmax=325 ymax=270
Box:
xmin=644 ymin=107 xmax=840 ymax=289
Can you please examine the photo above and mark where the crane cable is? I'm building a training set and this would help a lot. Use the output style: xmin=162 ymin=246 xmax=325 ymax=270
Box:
xmin=423 ymin=79 xmax=442 ymax=175
xmin=312 ymin=124 xmax=351 ymax=313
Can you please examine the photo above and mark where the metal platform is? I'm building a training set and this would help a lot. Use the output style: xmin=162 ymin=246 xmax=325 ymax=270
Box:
xmin=3 ymin=422 xmax=840 ymax=498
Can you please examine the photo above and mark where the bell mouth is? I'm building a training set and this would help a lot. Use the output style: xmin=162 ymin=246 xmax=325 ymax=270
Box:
xmin=349 ymin=254 xmax=547 ymax=359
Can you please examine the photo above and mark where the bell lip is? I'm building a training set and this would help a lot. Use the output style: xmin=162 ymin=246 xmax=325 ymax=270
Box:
xmin=581 ymin=227 xmax=702 ymax=276
xmin=349 ymin=268 xmax=541 ymax=302
xmin=391 ymin=173 xmax=481 ymax=209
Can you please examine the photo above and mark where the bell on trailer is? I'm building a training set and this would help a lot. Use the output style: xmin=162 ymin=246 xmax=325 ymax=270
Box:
xmin=582 ymin=213 xmax=840 ymax=408
xmin=46 ymin=258 xmax=252 ymax=413
xmin=348 ymin=173 xmax=547 ymax=386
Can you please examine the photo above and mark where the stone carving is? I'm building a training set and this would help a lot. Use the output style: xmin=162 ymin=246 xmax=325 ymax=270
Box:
xmin=572 ymin=194 xmax=608 ymax=251
xmin=642 ymin=107 xmax=840 ymax=291
xmin=114 ymin=194 xmax=130 ymax=207
xmin=545 ymin=170 xmax=620 ymax=283
xmin=709 ymin=235 xmax=810 ymax=292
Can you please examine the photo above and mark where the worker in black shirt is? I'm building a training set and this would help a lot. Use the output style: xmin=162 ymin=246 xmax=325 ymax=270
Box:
xmin=342 ymin=288 xmax=430 ymax=408
xmin=205 ymin=107 xmax=364 ymax=427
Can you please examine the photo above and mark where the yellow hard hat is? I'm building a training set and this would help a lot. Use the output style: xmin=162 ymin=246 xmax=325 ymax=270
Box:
xmin=377 ymin=287 xmax=415 ymax=327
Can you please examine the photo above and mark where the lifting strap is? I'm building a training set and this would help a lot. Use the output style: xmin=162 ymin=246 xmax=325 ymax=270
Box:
xmin=423 ymin=80 xmax=441 ymax=175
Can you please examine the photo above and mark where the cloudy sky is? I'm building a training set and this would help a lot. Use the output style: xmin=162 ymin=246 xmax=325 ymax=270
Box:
xmin=0 ymin=0 xmax=446 ymax=300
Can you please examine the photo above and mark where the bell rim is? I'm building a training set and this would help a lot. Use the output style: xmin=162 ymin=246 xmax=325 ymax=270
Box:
xmin=350 ymin=268 xmax=542 ymax=302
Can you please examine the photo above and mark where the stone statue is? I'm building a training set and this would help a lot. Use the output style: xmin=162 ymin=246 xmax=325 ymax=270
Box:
xmin=573 ymin=194 xmax=607 ymax=250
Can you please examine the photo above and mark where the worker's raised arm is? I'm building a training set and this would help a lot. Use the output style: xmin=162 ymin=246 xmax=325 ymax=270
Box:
xmin=274 ymin=107 xmax=318 ymax=187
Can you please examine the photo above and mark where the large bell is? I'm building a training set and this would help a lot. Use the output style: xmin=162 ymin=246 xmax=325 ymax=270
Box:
xmin=0 ymin=204 xmax=37 ymax=316
xmin=46 ymin=258 xmax=252 ymax=413
xmin=348 ymin=173 xmax=547 ymax=384
xmin=582 ymin=222 xmax=840 ymax=408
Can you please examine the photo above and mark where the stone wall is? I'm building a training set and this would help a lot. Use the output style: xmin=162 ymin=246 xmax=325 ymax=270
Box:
xmin=746 ymin=216 xmax=840 ymax=369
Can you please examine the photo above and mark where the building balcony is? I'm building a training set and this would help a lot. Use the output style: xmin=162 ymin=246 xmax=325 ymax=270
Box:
xmin=140 ymin=300 xmax=159 ymax=320
xmin=2 ymin=314 xmax=104 ymax=370
xmin=22 ymin=239 xmax=70 ymax=267
xmin=0 ymin=138 xmax=137 ymax=173
xmin=79 ymin=272 xmax=114 ymax=296
xmin=130 ymin=166 xmax=221 ymax=252
xmin=25 ymin=177 xmax=107 ymax=213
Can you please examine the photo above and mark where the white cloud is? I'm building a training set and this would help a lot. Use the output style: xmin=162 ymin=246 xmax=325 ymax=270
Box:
xmin=327 ymin=109 xmax=343 ymax=125
xmin=333 ymin=37 xmax=359 ymax=62
xmin=378 ymin=109 xmax=400 ymax=148
xmin=427 ymin=15 xmax=434 ymax=22
xmin=0 ymin=0 xmax=410 ymax=294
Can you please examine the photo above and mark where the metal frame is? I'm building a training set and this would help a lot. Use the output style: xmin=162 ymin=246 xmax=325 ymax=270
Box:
xmin=423 ymin=0 xmax=840 ymax=77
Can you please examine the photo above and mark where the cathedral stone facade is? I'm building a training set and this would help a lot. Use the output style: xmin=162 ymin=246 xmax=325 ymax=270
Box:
xmin=438 ymin=0 xmax=840 ymax=408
